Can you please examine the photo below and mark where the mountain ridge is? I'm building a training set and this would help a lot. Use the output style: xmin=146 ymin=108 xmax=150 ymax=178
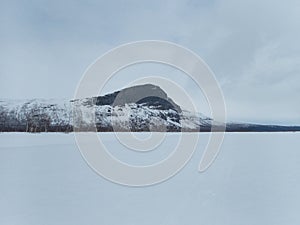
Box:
xmin=0 ymin=84 xmax=299 ymax=132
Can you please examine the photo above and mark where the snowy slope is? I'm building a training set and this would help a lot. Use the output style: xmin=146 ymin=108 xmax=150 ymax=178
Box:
xmin=1 ymin=84 xmax=299 ymax=132
xmin=0 ymin=84 xmax=213 ymax=132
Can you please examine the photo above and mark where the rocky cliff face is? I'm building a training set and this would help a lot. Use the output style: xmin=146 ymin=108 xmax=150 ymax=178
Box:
xmin=91 ymin=84 xmax=182 ymax=113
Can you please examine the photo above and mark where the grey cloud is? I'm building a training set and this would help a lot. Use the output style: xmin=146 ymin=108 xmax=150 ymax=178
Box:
xmin=0 ymin=0 xmax=299 ymax=124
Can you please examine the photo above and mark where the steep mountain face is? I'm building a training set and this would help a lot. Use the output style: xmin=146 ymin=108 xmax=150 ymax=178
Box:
xmin=0 ymin=84 xmax=212 ymax=132
xmin=91 ymin=84 xmax=182 ymax=113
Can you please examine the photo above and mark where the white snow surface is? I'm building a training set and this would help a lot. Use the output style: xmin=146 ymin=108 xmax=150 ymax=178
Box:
xmin=0 ymin=132 xmax=300 ymax=225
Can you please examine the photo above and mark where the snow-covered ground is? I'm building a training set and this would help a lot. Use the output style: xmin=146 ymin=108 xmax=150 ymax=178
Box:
xmin=0 ymin=133 xmax=300 ymax=225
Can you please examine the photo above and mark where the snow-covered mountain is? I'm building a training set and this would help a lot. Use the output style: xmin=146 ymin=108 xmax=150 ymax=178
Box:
xmin=0 ymin=84 xmax=299 ymax=132
xmin=0 ymin=84 xmax=213 ymax=132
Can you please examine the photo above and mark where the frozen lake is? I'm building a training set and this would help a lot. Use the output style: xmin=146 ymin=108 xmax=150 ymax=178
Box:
xmin=0 ymin=132 xmax=300 ymax=225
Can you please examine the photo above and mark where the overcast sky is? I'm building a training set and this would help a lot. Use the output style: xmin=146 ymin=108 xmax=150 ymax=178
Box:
xmin=1 ymin=0 xmax=300 ymax=124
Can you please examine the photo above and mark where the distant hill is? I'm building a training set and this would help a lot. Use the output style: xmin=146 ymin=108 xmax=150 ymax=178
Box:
xmin=0 ymin=84 xmax=299 ymax=132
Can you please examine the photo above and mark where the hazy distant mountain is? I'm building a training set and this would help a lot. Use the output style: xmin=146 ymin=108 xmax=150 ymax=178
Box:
xmin=0 ymin=84 xmax=299 ymax=132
